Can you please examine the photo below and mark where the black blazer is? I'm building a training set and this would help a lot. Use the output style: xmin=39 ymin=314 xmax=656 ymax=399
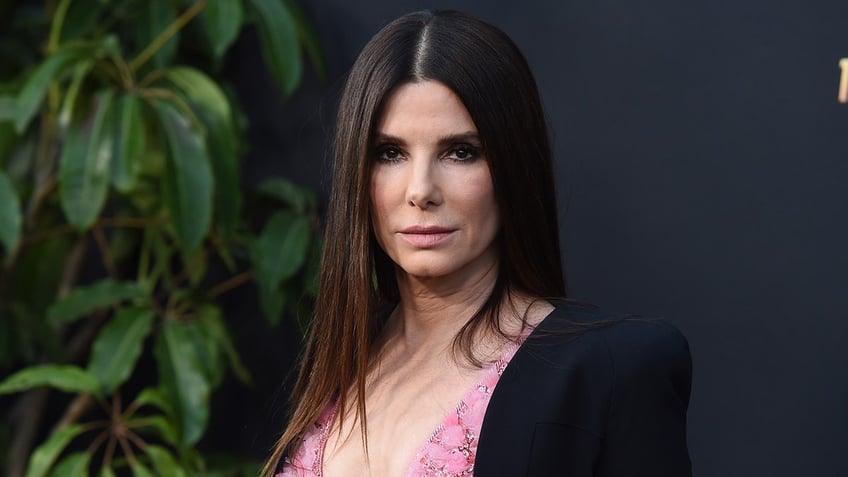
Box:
xmin=474 ymin=302 xmax=692 ymax=476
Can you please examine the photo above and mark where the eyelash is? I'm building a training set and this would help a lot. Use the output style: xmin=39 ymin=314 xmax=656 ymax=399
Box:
xmin=374 ymin=144 xmax=481 ymax=163
xmin=375 ymin=145 xmax=403 ymax=163
xmin=445 ymin=144 xmax=479 ymax=162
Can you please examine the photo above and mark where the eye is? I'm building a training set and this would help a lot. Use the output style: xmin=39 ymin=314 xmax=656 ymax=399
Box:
xmin=445 ymin=144 xmax=480 ymax=162
xmin=375 ymin=145 xmax=403 ymax=162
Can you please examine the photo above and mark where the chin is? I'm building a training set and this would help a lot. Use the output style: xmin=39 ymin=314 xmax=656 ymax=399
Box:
xmin=401 ymin=266 xmax=452 ymax=280
xmin=396 ymin=259 xmax=457 ymax=280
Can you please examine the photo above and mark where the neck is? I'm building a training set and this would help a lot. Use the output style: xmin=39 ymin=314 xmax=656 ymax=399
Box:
xmin=387 ymin=260 xmax=499 ymax=353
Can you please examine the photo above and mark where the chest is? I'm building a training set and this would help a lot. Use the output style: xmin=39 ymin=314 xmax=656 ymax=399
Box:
xmin=322 ymin=365 xmax=486 ymax=477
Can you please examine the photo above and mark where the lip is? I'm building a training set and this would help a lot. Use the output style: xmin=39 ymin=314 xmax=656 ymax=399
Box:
xmin=399 ymin=225 xmax=456 ymax=248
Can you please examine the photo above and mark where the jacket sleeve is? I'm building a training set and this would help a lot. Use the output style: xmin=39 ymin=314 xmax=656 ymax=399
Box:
xmin=595 ymin=321 xmax=693 ymax=477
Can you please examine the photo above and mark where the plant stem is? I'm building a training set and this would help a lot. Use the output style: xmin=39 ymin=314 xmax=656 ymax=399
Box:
xmin=125 ymin=430 xmax=148 ymax=451
xmin=47 ymin=0 xmax=73 ymax=54
xmin=87 ymin=429 xmax=110 ymax=455
xmin=124 ymin=417 xmax=155 ymax=428
xmin=3 ymin=235 xmax=88 ymax=475
xmin=100 ymin=217 xmax=167 ymax=228
xmin=52 ymin=393 xmax=93 ymax=434
xmin=81 ymin=419 xmax=111 ymax=432
xmin=139 ymin=69 xmax=167 ymax=88
xmin=208 ymin=270 xmax=254 ymax=298
xmin=65 ymin=312 xmax=109 ymax=372
xmin=27 ymin=118 xmax=59 ymax=226
xmin=4 ymin=389 xmax=49 ymax=477
xmin=19 ymin=224 xmax=74 ymax=249
xmin=20 ymin=217 xmax=165 ymax=251
xmin=93 ymin=225 xmax=117 ymax=278
xmin=172 ymin=247 xmax=207 ymax=287
xmin=139 ymin=87 xmax=204 ymax=131
xmin=103 ymin=435 xmax=117 ymax=469
xmin=118 ymin=435 xmax=136 ymax=464
xmin=107 ymin=51 xmax=135 ymax=90
xmin=57 ymin=237 xmax=87 ymax=299
xmin=129 ymin=0 xmax=208 ymax=73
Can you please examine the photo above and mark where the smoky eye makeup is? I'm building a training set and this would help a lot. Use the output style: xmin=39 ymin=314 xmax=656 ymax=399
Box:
xmin=372 ymin=143 xmax=404 ymax=163
xmin=443 ymin=143 xmax=482 ymax=162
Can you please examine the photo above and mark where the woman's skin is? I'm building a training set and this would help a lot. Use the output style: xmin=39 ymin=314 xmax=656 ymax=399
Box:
xmin=322 ymin=80 xmax=551 ymax=476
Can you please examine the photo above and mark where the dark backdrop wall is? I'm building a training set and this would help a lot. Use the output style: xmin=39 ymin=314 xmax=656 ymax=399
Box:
xmin=218 ymin=1 xmax=848 ymax=475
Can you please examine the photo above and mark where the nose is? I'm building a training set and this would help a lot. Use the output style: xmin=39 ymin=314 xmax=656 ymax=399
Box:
xmin=406 ymin=157 xmax=442 ymax=209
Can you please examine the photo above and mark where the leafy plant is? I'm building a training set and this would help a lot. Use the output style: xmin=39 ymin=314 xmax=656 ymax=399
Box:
xmin=0 ymin=0 xmax=323 ymax=475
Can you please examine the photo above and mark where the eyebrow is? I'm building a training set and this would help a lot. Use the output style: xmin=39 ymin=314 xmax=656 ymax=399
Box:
xmin=373 ymin=131 xmax=481 ymax=147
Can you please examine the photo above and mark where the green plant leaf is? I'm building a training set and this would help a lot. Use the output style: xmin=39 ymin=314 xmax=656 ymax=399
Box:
xmin=87 ymin=306 xmax=155 ymax=394
xmin=256 ymin=210 xmax=311 ymax=284
xmin=154 ymin=320 xmax=211 ymax=446
xmin=98 ymin=466 xmax=117 ymax=477
xmin=146 ymin=226 xmax=174 ymax=290
xmin=162 ymin=67 xmax=231 ymax=128
xmin=249 ymin=0 xmax=302 ymax=95
xmin=48 ymin=279 xmax=148 ymax=325
xmin=137 ymin=0 xmax=178 ymax=69
xmin=145 ymin=445 xmax=187 ymax=477
xmin=202 ymin=0 xmax=243 ymax=60
xmin=132 ymin=387 xmax=174 ymax=417
xmin=257 ymin=177 xmax=316 ymax=214
xmin=250 ymin=211 xmax=310 ymax=323
xmin=153 ymin=100 xmax=213 ymax=251
xmin=111 ymin=93 xmax=145 ymax=192
xmin=58 ymin=60 xmax=94 ymax=130
xmin=49 ymin=451 xmax=90 ymax=477
xmin=255 ymin=277 xmax=284 ymax=325
xmin=164 ymin=66 xmax=241 ymax=239
xmin=136 ymin=110 xmax=167 ymax=179
xmin=15 ymin=43 xmax=96 ymax=133
xmin=198 ymin=305 xmax=251 ymax=385
xmin=180 ymin=319 xmax=225 ymax=388
xmin=283 ymin=0 xmax=325 ymax=78
xmin=11 ymin=236 xmax=73 ymax=319
xmin=0 ymin=121 xmax=16 ymax=168
xmin=182 ymin=246 xmax=208 ymax=286
xmin=130 ymin=461 xmax=155 ymax=477
xmin=61 ymin=0 xmax=107 ymax=42
xmin=0 ymin=365 xmax=100 ymax=396
xmin=134 ymin=414 xmax=179 ymax=447
xmin=110 ymin=222 xmax=141 ymax=264
xmin=0 ymin=171 xmax=22 ymax=255
xmin=305 ymin=236 xmax=322 ymax=297
xmin=0 ymin=95 xmax=15 ymax=121
xmin=59 ymin=89 xmax=115 ymax=230
xmin=24 ymin=424 xmax=85 ymax=477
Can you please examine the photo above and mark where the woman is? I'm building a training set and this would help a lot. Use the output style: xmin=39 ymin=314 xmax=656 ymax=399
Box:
xmin=265 ymin=10 xmax=692 ymax=477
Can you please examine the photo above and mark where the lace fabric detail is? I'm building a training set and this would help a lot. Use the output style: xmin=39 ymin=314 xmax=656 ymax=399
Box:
xmin=277 ymin=339 xmax=523 ymax=477
xmin=278 ymin=403 xmax=338 ymax=477
xmin=407 ymin=348 xmax=514 ymax=477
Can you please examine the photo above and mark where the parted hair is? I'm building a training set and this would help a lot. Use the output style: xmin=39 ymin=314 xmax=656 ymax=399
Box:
xmin=263 ymin=10 xmax=565 ymax=475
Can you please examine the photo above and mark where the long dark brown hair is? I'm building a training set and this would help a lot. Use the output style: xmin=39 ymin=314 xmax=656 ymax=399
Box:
xmin=263 ymin=10 xmax=565 ymax=474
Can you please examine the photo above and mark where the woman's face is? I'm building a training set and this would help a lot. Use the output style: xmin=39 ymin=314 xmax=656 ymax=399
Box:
xmin=370 ymin=80 xmax=499 ymax=282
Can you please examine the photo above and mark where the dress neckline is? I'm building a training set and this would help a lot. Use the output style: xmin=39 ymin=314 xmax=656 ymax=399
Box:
xmin=315 ymin=333 xmax=528 ymax=476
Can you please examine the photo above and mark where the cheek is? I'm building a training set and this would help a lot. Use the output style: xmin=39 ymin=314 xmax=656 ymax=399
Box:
xmin=369 ymin=168 xmax=397 ymax=214
xmin=457 ymin=172 xmax=498 ymax=218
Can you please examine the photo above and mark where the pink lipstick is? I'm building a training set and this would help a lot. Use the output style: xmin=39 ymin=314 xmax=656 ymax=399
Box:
xmin=399 ymin=226 xmax=455 ymax=248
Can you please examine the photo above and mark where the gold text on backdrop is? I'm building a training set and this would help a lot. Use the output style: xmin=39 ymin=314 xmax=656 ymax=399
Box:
xmin=839 ymin=58 xmax=848 ymax=103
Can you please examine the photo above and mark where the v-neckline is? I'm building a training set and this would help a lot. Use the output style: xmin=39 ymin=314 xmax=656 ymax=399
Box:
xmin=315 ymin=336 xmax=526 ymax=476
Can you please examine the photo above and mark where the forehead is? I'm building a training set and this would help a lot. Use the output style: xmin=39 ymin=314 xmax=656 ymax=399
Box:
xmin=376 ymin=80 xmax=477 ymax=137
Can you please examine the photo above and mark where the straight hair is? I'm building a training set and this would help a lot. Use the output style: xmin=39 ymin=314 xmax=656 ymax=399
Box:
xmin=262 ymin=10 xmax=565 ymax=475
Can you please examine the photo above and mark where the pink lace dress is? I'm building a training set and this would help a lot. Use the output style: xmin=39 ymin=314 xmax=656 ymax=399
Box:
xmin=277 ymin=338 xmax=525 ymax=477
